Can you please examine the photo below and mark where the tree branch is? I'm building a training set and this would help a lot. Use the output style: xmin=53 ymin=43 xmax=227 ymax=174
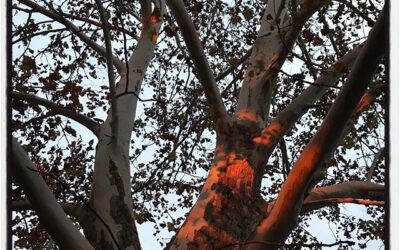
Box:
xmin=309 ymin=83 xmax=385 ymax=187
xmin=59 ymin=12 xmax=139 ymax=40
xmin=166 ymin=0 xmax=230 ymax=134
xmin=254 ymin=44 xmax=362 ymax=154
xmin=95 ymin=0 xmax=119 ymax=144
xmin=11 ymin=138 xmax=94 ymax=249
xmin=235 ymin=0 xmax=332 ymax=126
xmin=297 ymin=37 xmax=318 ymax=80
xmin=248 ymin=8 xmax=386 ymax=247
xmin=219 ymin=240 xmax=355 ymax=250
xmin=12 ymin=200 xmax=82 ymax=219
xmin=19 ymin=0 xmax=125 ymax=74
xmin=321 ymin=18 xmax=342 ymax=58
xmin=340 ymin=0 xmax=375 ymax=25
xmin=302 ymin=181 xmax=384 ymax=212
xmin=263 ymin=180 xmax=384 ymax=216
xmin=13 ymin=91 xmax=100 ymax=136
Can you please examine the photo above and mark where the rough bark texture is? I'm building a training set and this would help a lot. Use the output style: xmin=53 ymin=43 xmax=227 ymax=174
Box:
xmin=168 ymin=123 xmax=267 ymax=249
xmin=168 ymin=1 xmax=334 ymax=249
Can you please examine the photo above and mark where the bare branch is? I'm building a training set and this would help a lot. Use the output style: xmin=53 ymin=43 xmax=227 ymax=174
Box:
xmin=321 ymin=18 xmax=342 ymax=58
xmin=166 ymin=0 xmax=230 ymax=134
xmin=340 ymin=0 xmax=376 ymax=25
xmin=307 ymin=81 xmax=384 ymax=189
xmin=305 ymin=197 xmax=384 ymax=208
xmin=95 ymin=0 xmax=119 ymax=144
xmin=263 ymin=180 xmax=384 ymax=215
xmin=12 ymin=200 xmax=82 ymax=219
xmin=12 ymin=28 xmax=68 ymax=44
xmin=11 ymin=138 xmax=94 ymax=250
xmin=60 ymin=12 xmax=139 ymax=40
xmin=19 ymin=0 xmax=125 ymax=74
xmin=279 ymin=138 xmax=290 ymax=179
xmin=254 ymin=44 xmax=362 ymax=155
xmin=12 ymin=91 xmax=100 ymax=136
xmin=302 ymin=181 xmax=384 ymax=212
xmin=297 ymin=37 xmax=318 ymax=80
xmin=249 ymin=8 xmax=386 ymax=246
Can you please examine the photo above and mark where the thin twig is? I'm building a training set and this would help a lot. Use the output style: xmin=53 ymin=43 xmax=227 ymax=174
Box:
xmin=12 ymin=91 xmax=100 ymax=136
xmin=19 ymin=0 xmax=125 ymax=73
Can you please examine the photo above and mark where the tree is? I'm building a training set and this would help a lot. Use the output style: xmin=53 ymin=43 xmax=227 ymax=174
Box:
xmin=10 ymin=0 xmax=387 ymax=249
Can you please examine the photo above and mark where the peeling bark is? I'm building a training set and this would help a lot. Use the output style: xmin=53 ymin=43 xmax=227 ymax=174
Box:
xmin=82 ymin=1 xmax=166 ymax=249
xmin=168 ymin=123 xmax=266 ymax=249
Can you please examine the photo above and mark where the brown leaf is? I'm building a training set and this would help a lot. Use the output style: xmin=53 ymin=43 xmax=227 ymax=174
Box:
xmin=21 ymin=55 xmax=37 ymax=73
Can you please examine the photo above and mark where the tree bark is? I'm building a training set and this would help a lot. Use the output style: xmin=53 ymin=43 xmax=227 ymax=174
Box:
xmin=167 ymin=1 xmax=332 ymax=249
xmin=79 ymin=1 xmax=166 ymax=249
xmin=12 ymin=138 xmax=94 ymax=250
xmin=246 ymin=8 xmax=386 ymax=249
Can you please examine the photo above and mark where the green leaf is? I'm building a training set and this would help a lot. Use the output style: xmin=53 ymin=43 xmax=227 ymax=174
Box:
xmin=167 ymin=222 xmax=175 ymax=232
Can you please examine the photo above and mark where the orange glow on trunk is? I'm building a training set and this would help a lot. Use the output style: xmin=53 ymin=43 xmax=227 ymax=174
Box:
xmin=253 ymin=121 xmax=283 ymax=146
xmin=236 ymin=110 xmax=258 ymax=122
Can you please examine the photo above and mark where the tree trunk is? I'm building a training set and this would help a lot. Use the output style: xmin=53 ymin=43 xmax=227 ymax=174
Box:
xmin=168 ymin=122 xmax=269 ymax=249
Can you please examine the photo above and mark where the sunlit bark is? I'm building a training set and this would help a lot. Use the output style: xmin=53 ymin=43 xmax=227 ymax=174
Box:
xmin=11 ymin=0 xmax=386 ymax=249
xmin=246 ymin=9 xmax=385 ymax=249
xmin=255 ymin=45 xmax=362 ymax=157
xmin=167 ymin=1 xmax=335 ymax=248
xmin=302 ymin=181 xmax=384 ymax=213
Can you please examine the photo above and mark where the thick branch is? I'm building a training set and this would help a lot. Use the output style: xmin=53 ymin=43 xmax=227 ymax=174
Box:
xmin=12 ymin=200 xmax=82 ymax=219
xmin=235 ymin=0 xmax=331 ymax=126
xmin=254 ymin=44 xmax=362 ymax=155
xmin=302 ymin=181 xmax=384 ymax=212
xmin=249 ymin=8 xmax=385 ymax=247
xmin=12 ymin=91 xmax=100 ymax=136
xmin=19 ymin=0 xmax=125 ymax=73
xmin=263 ymin=180 xmax=384 ymax=216
xmin=166 ymin=0 xmax=230 ymax=134
xmin=11 ymin=138 xmax=94 ymax=250
xmin=309 ymin=83 xmax=384 ymax=187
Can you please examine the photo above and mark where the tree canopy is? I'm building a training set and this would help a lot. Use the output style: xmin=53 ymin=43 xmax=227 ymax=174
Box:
xmin=10 ymin=0 xmax=386 ymax=249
